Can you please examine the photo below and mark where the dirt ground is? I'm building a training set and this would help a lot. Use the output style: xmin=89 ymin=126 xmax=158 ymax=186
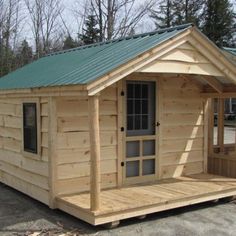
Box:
xmin=1 ymin=183 xmax=236 ymax=236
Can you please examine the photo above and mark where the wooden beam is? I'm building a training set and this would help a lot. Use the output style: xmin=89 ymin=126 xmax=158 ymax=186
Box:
xmin=217 ymin=98 xmax=225 ymax=153
xmin=204 ymin=84 xmax=236 ymax=93
xmin=201 ymin=93 xmax=236 ymax=98
xmin=200 ymin=76 xmax=223 ymax=93
xmin=0 ymin=85 xmax=87 ymax=97
xmin=88 ymin=95 xmax=101 ymax=211
xmin=208 ymin=98 xmax=214 ymax=157
xmin=48 ymin=97 xmax=58 ymax=208
xmin=204 ymin=99 xmax=210 ymax=173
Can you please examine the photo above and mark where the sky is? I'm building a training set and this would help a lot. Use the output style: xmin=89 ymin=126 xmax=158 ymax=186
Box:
xmin=23 ymin=0 xmax=236 ymax=45
xmin=60 ymin=0 xmax=236 ymax=36
xmin=60 ymin=0 xmax=156 ymax=37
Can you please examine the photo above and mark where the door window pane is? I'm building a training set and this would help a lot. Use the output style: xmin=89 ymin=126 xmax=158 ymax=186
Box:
xmin=127 ymin=100 xmax=133 ymax=114
xmin=142 ymin=84 xmax=148 ymax=98
xmin=142 ymin=100 xmax=148 ymax=114
xmin=127 ymin=116 xmax=133 ymax=130
xmin=143 ymin=140 xmax=155 ymax=156
xmin=142 ymin=115 xmax=148 ymax=129
xmin=135 ymin=100 xmax=141 ymax=114
xmin=126 ymin=161 xmax=139 ymax=177
xmin=126 ymin=141 xmax=140 ymax=157
xmin=135 ymin=84 xmax=141 ymax=98
xmin=126 ymin=81 xmax=155 ymax=136
xmin=143 ymin=159 xmax=155 ymax=175
xmin=127 ymin=84 xmax=134 ymax=98
xmin=135 ymin=115 xmax=141 ymax=129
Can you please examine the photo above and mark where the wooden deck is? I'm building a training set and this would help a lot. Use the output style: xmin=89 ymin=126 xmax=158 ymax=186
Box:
xmin=56 ymin=174 xmax=236 ymax=225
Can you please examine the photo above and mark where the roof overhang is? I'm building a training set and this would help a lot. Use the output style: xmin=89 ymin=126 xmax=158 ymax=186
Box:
xmin=86 ymin=27 xmax=236 ymax=96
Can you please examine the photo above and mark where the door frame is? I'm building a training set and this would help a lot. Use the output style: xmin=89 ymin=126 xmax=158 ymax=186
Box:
xmin=117 ymin=75 xmax=162 ymax=186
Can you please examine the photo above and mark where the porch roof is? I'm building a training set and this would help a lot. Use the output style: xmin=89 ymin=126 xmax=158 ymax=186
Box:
xmin=0 ymin=24 xmax=192 ymax=90
xmin=224 ymin=47 xmax=236 ymax=56
xmin=0 ymin=23 xmax=235 ymax=96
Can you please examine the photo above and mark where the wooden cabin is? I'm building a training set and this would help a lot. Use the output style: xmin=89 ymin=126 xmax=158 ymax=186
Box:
xmin=0 ymin=24 xmax=236 ymax=227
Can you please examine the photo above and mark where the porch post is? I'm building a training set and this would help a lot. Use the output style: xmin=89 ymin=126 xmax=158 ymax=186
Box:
xmin=217 ymin=98 xmax=225 ymax=153
xmin=88 ymin=95 xmax=101 ymax=211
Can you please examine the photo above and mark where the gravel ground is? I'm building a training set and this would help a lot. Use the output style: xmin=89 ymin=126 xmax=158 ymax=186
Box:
xmin=1 ymin=183 xmax=236 ymax=236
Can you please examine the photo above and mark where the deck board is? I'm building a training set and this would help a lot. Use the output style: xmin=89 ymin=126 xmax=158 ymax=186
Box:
xmin=56 ymin=174 xmax=236 ymax=225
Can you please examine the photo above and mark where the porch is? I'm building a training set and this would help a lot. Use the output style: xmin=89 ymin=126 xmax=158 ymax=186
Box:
xmin=56 ymin=173 xmax=236 ymax=226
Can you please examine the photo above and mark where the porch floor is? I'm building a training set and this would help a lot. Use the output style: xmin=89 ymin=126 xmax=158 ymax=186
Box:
xmin=56 ymin=174 xmax=236 ymax=225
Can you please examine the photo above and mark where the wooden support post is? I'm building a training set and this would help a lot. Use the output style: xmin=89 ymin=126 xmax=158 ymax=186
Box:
xmin=117 ymin=81 xmax=124 ymax=187
xmin=217 ymin=98 xmax=225 ymax=153
xmin=48 ymin=97 xmax=58 ymax=208
xmin=89 ymin=95 xmax=101 ymax=212
xmin=204 ymin=99 xmax=209 ymax=173
xmin=208 ymin=98 xmax=214 ymax=157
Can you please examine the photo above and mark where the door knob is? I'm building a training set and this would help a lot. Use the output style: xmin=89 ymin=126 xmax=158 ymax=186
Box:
xmin=156 ymin=122 xmax=160 ymax=127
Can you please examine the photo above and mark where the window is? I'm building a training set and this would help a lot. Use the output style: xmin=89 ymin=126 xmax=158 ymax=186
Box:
xmin=23 ymin=103 xmax=38 ymax=154
xmin=126 ymin=81 xmax=155 ymax=136
xmin=213 ymin=98 xmax=236 ymax=153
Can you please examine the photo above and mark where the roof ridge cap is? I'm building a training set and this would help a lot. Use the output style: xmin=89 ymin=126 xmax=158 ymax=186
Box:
xmin=44 ymin=23 xmax=194 ymax=57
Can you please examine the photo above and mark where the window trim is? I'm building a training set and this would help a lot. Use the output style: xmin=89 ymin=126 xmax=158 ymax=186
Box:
xmin=22 ymin=98 xmax=41 ymax=159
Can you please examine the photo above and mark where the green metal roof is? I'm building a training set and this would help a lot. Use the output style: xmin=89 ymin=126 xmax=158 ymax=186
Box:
xmin=0 ymin=24 xmax=193 ymax=90
xmin=224 ymin=47 xmax=236 ymax=56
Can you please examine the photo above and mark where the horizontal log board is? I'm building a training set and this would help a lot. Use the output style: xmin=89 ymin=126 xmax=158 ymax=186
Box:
xmin=162 ymin=114 xmax=203 ymax=126
xmin=140 ymin=61 xmax=224 ymax=77
xmin=0 ymin=98 xmax=50 ymax=205
xmin=0 ymin=150 xmax=49 ymax=177
xmin=57 ymin=146 xmax=117 ymax=165
xmin=163 ymin=100 xmax=204 ymax=114
xmin=161 ymin=161 xmax=203 ymax=179
xmin=0 ymin=103 xmax=21 ymax=116
xmin=162 ymin=138 xmax=203 ymax=153
xmin=58 ymin=115 xmax=117 ymax=132
xmin=162 ymin=150 xmax=204 ymax=166
xmin=57 ymin=131 xmax=117 ymax=149
xmin=162 ymin=126 xmax=204 ymax=140
xmin=160 ymin=47 xmax=210 ymax=63
xmin=57 ymin=100 xmax=117 ymax=117
xmin=57 ymin=159 xmax=117 ymax=180
xmin=1 ymin=172 xmax=49 ymax=205
xmin=56 ymin=173 xmax=117 ymax=196
xmin=56 ymin=86 xmax=118 ymax=195
xmin=161 ymin=76 xmax=204 ymax=178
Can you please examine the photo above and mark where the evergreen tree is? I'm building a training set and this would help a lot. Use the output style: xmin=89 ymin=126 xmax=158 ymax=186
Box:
xmin=150 ymin=0 xmax=174 ymax=28
xmin=172 ymin=0 xmax=205 ymax=27
xmin=151 ymin=0 xmax=205 ymax=28
xmin=63 ymin=35 xmax=79 ymax=50
xmin=80 ymin=13 xmax=100 ymax=45
xmin=16 ymin=40 xmax=33 ymax=67
xmin=0 ymin=43 xmax=15 ymax=77
xmin=150 ymin=0 xmax=204 ymax=29
xmin=202 ymin=0 xmax=235 ymax=47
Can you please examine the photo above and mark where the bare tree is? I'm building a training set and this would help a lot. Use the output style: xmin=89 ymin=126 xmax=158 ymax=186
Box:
xmin=0 ymin=0 xmax=24 ymax=75
xmin=73 ymin=0 xmax=155 ymax=41
xmin=25 ymin=0 xmax=64 ymax=57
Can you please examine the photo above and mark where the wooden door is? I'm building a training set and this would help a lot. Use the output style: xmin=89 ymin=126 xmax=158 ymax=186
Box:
xmin=123 ymin=80 xmax=158 ymax=184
